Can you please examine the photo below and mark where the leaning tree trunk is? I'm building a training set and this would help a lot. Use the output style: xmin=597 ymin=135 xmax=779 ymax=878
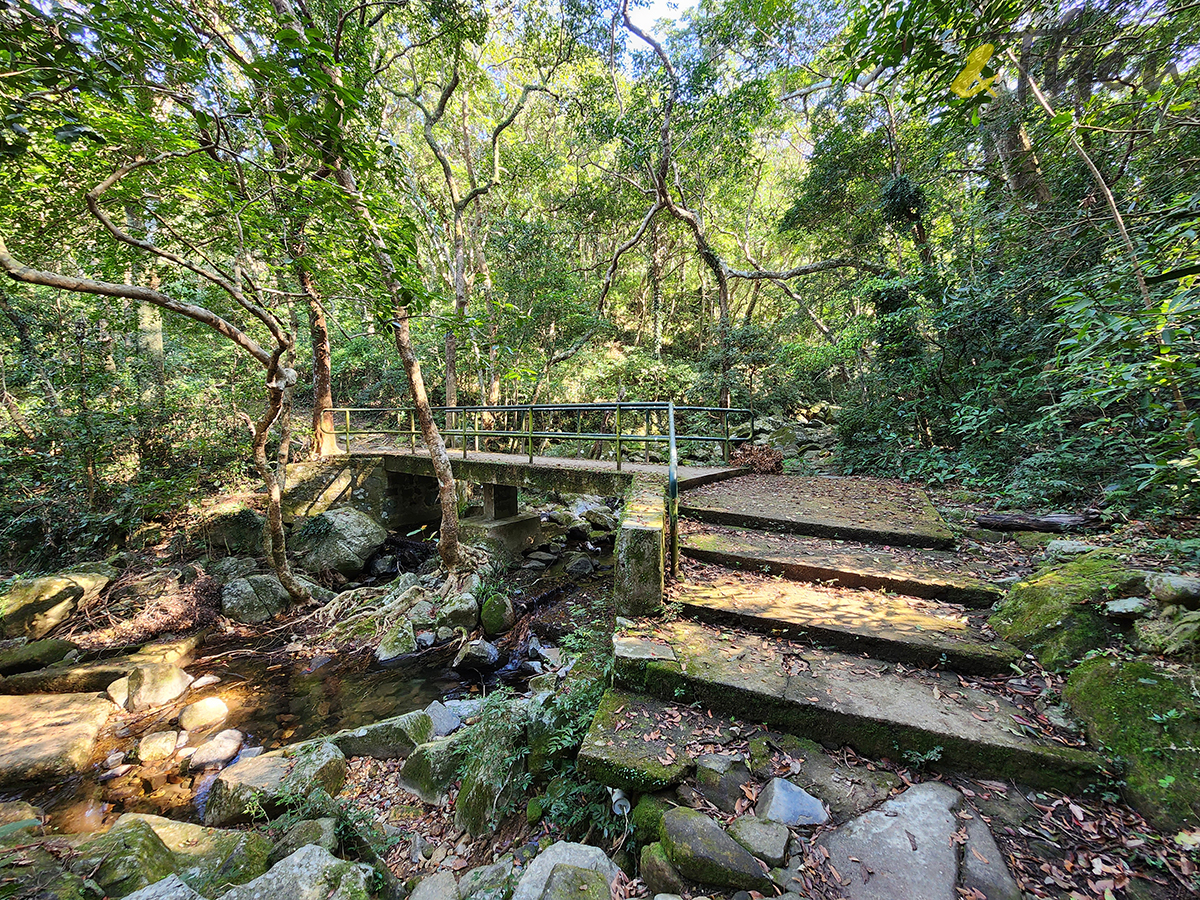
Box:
xmin=333 ymin=167 xmax=462 ymax=569
xmin=298 ymin=265 xmax=339 ymax=457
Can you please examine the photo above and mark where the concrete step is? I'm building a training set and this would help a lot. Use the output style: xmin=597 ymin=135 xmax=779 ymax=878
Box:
xmin=678 ymin=475 xmax=956 ymax=550
xmin=611 ymin=621 xmax=1105 ymax=792
xmin=669 ymin=572 xmax=1018 ymax=676
xmin=681 ymin=525 xmax=1002 ymax=607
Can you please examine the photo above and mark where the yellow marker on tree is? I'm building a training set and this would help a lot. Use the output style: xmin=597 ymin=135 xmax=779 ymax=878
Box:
xmin=950 ymin=44 xmax=999 ymax=98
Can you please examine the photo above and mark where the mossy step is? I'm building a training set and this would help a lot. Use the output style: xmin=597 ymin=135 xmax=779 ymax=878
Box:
xmin=576 ymin=689 xmax=707 ymax=792
xmin=612 ymin=620 xmax=1105 ymax=793
xmin=681 ymin=527 xmax=1001 ymax=607
xmin=679 ymin=475 xmax=955 ymax=550
xmin=670 ymin=577 xmax=1018 ymax=676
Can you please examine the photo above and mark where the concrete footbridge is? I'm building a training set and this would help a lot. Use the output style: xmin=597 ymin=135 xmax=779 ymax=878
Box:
xmin=283 ymin=402 xmax=753 ymax=611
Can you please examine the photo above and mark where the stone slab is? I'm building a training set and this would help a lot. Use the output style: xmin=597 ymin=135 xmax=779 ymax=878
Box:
xmin=679 ymin=475 xmax=955 ymax=550
xmin=670 ymin=577 xmax=1019 ymax=675
xmin=576 ymin=689 xmax=697 ymax=792
xmin=818 ymin=782 xmax=962 ymax=900
xmin=681 ymin=527 xmax=1001 ymax=606
xmin=460 ymin=512 xmax=542 ymax=557
xmin=0 ymin=692 xmax=112 ymax=785
xmin=614 ymin=620 xmax=1104 ymax=791
xmin=0 ymin=634 xmax=203 ymax=695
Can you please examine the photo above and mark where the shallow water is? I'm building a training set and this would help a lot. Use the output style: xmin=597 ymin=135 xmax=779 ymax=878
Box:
xmin=5 ymin=644 xmax=465 ymax=834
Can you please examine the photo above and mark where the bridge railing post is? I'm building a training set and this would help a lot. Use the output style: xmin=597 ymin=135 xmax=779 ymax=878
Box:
xmin=344 ymin=408 xmax=352 ymax=454
xmin=615 ymin=403 xmax=622 ymax=472
xmin=527 ymin=406 xmax=534 ymax=464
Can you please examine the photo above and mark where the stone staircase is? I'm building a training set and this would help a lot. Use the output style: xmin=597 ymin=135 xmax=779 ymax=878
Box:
xmin=582 ymin=473 xmax=1105 ymax=796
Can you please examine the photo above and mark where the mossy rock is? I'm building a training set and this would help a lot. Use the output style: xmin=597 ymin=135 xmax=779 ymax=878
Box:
xmin=576 ymin=690 xmax=693 ymax=791
xmin=632 ymin=794 xmax=671 ymax=846
xmin=1064 ymin=656 xmax=1200 ymax=830
xmin=482 ymin=594 xmax=516 ymax=636
xmin=69 ymin=817 xmax=177 ymax=897
xmin=990 ymin=553 xmax=1141 ymax=670
xmin=399 ymin=732 xmax=470 ymax=803
xmin=3 ymin=844 xmax=103 ymax=900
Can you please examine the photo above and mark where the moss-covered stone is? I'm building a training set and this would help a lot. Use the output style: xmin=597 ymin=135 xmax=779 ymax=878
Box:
xmin=482 ymin=594 xmax=516 ymax=636
xmin=631 ymin=794 xmax=671 ymax=846
xmin=576 ymin=690 xmax=694 ymax=791
xmin=538 ymin=864 xmax=610 ymax=900
xmin=0 ymin=638 xmax=78 ymax=675
xmin=400 ymin=732 xmax=470 ymax=803
xmin=3 ymin=844 xmax=103 ymax=900
xmin=69 ymin=818 xmax=177 ymax=897
xmin=1013 ymin=531 xmax=1057 ymax=550
xmin=990 ymin=553 xmax=1141 ymax=670
xmin=639 ymin=842 xmax=684 ymax=895
xmin=1064 ymin=656 xmax=1200 ymax=830
xmin=660 ymin=808 xmax=772 ymax=892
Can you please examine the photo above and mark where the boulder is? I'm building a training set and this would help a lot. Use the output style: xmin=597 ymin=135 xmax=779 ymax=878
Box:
xmin=323 ymin=709 xmax=433 ymax=759
xmin=122 ymin=874 xmax=203 ymax=900
xmin=179 ymin=697 xmax=228 ymax=732
xmin=203 ymin=742 xmax=346 ymax=826
xmin=126 ymin=664 xmax=194 ymax=711
xmin=399 ymin=733 xmax=470 ymax=803
xmin=115 ymin=813 xmax=271 ymax=896
xmin=538 ymin=865 xmax=610 ymax=900
xmin=109 ymin=569 xmax=182 ymax=607
xmin=512 ymin=842 xmax=620 ymax=900
xmin=1147 ymin=573 xmax=1200 ymax=609
xmin=755 ymin=777 xmax=828 ymax=826
xmin=1103 ymin=597 xmax=1154 ymax=618
xmin=961 ymin=816 xmax=1021 ymax=900
xmin=199 ymin=502 xmax=266 ymax=556
xmin=218 ymin=845 xmax=373 ymax=900
xmin=69 ymin=817 xmax=177 ymax=898
xmin=0 ymin=570 xmax=110 ymax=639
xmin=660 ymin=808 xmax=772 ymax=891
xmin=138 ymin=731 xmax=179 ymax=763
xmin=639 ymin=842 xmax=685 ymax=896
xmin=376 ymin=620 xmax=417 ymax=663
xmin=817 ymin=782 xmax=963 ymax=900
xmin=222 ymin=575 xmax=290 ymax=625
xmin=453 ymin=639 xmax=501 ymax=672
xmin=425 ymin=700 xmax=462 ymax=737
xmin=583 ymin=508 xmax=618 ymax=533
xmin=562 ymin=553 xmax=594 ymax=578
xmin=747 ymin=733 xmax=900 ymax=823
xmin=436 ymin=592 xmax=479 ymax=631
xmin=108 ymin=676 xmax=130 ymax=707
xmin=189 ymin=729 xmax=245 ymax=770
xmin=0 ymin=638 xmax=78 ymax=675
xmin=294 ymin=508 xmax=388 ymax=577
xmin=411 ymin=871 xmax=460 ymax=900
xmin=205 ymin=557 xmax=258 ymax=585
xmin=0 ymin=692 xmax=112 ymax=786
xmin=695 ymin=753 xmax=754 ymax=813
xmin=990 ymin=552 xmax=1140 ymax=670
xmin=481 ymin=594 xmax=515 ymax=636
xmin=269 ymin=817 xmax=338 ymax=864
xmin=1064 ymin=656 xmax=1200 ymax=829
xmin=727 ymin=816 xmax=789 ymax=867
xmin=458 ymin=855 xmax=513 ymax=900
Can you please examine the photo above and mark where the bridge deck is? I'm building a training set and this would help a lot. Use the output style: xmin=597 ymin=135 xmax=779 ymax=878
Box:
xmin=356 ymin=448 xmax=744 ymax=493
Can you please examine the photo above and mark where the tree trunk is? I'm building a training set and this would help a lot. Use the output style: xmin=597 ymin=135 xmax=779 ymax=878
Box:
xmin=649 ymin=219 xmax=664 ymax=359
xmin=298 ymin=265 xmax=339 ymax=457
xmin=332 ymin=167 xmax=462 ymax=569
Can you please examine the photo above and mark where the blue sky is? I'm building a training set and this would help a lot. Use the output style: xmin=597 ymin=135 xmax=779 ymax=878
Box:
xmin=624 ymin=0 xmax=696 ymax=35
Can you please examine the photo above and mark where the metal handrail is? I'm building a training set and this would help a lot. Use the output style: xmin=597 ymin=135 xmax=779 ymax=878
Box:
xmin=322 ymin=401 xmax=754 ymax=583
xmin=324 ymin=402 xmax=754 ymax=469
